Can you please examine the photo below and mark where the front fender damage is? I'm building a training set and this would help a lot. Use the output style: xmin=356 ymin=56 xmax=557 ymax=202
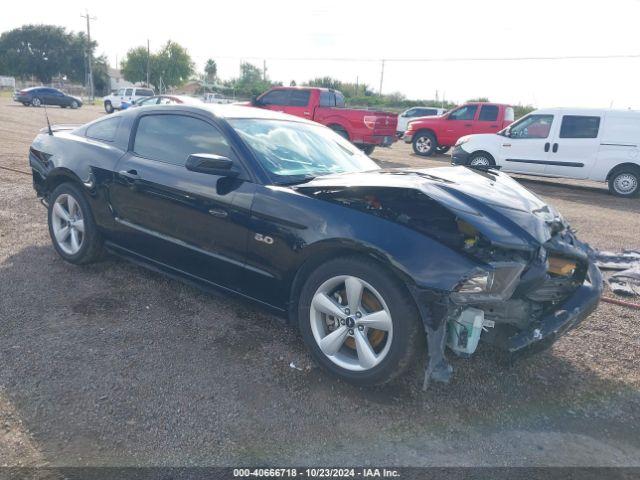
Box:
xmin=408 ymin=287 xmax=453 ymax=390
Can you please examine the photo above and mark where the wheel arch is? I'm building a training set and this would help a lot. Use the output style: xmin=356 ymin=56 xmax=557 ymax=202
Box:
xmin=287 ymin=242 xmax=416 ymax=326
xmin=606 ymin=162 xmax=640 ymax=181
xmin=43 ymin=167 xmax=85 ymax=199
xmin=327 ymin=122 xmax=350 ymax=139
xmin=469 ymin=150 xmax=496 ymax=163
xmin=413 ymin=128 xmax=438 ymax=144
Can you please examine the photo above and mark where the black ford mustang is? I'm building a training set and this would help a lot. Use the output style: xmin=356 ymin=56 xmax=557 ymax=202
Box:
xmin=29 ymin=104 xmax=603 ymax=387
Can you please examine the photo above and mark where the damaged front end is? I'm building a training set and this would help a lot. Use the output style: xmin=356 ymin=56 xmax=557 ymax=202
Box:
xmin=297 ymin=166 xmax=603 ymax=388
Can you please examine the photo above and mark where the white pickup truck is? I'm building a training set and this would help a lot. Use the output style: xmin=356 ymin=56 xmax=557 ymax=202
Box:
xmin=103 ymin=87 xmax=155 ymax=113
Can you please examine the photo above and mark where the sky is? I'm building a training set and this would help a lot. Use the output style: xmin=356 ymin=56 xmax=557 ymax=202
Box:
xmin=2 ymin=0 xmax=640 ymax=109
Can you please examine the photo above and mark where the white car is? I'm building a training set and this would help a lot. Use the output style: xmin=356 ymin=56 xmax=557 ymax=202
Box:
xmin=452 ymin=108 xmax=640 ymax=197
xmin=103 ymin=87 xmax=155 ymax=113
xmin=203 ymin=92 xmax=234 ymax=104
xmin=397 ymin=106 xmax=447 ymax=136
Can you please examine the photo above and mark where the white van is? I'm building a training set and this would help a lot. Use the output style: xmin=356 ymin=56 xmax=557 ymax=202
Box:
xmin=452 ymin=108 xmax=640 ymax=197
xmin=103 ymin=87 xmax=155 ymax=113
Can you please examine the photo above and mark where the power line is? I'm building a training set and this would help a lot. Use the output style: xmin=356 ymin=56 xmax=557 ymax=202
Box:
xmin=214 ymin=53 xmax=640 ymax=63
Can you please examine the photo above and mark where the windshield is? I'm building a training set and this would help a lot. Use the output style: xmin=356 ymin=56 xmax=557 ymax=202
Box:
xmin=228 ymin=119 xmax=379 ymax=184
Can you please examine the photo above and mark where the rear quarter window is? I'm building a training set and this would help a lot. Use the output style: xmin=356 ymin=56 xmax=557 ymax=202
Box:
xmin=85 ymin=117 xmax=121 ymax=142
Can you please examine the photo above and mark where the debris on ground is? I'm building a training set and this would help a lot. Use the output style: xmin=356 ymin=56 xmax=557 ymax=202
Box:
xmin=594 ymin=249 xmax=640 ymax=297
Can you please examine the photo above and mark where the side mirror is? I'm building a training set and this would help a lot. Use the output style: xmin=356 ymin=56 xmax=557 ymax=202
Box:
xmin=186 ymin=153 xmax=239 ymax=177
xmin=251 ymin=95 xmax=261 ymax=106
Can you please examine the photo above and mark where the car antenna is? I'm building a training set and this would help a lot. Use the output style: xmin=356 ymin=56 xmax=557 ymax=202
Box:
xmin=43 ymin=101 xmax=53 ymax=136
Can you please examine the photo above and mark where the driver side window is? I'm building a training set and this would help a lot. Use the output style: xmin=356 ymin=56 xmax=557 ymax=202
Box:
xmin=449 ymin=105 xmax=478 ymax=121
xmin=261 ymin=90 xmax=289 ymax=106
xmin=509 ymin=114 xmax=554 ymax=139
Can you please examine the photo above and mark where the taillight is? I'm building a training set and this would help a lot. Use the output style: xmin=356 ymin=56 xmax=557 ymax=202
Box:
xmin=363 ymin=116 xmax=378 ymax=130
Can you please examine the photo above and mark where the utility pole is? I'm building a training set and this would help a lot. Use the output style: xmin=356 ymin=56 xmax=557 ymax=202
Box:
xmin=146 ymin=39 xmax=150 ymax=87
xmin=379 ymin=59 xmax=385 ymax=96
xmin=81 ymin=11 xmax=96 ymax=101
xmin=263 ymin=59 xmax=267 ymax=81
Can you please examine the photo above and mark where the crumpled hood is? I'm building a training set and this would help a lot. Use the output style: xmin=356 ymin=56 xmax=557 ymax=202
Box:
xmin=297 ymin=166 xmax=565 ymax=251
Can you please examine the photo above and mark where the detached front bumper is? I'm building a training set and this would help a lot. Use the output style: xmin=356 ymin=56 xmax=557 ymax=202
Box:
xmin=451 ymin=145 xmax=471 ymax=165
xmin=505 ymin=261 xmax=603 ymax=355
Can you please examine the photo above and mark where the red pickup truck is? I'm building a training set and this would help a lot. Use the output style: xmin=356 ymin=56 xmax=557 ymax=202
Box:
xmin=403 ymin=102 xmax=514 ymax=156
xmin=251 ymin=87 xmax=397 ymax=155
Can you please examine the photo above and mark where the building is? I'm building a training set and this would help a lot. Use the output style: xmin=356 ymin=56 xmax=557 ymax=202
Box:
xmin=108 ymin=68 xmax=133 ymax=91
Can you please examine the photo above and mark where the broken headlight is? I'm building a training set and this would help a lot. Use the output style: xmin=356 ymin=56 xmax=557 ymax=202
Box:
xmin=452 ymin=262 xmax=525 ymax=304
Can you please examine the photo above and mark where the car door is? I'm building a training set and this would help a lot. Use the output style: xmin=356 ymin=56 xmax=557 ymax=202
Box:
xmin=497 ymin=113 xmax=555 ymax=175
xmin=286 ymin=90 xmax=313 ymax=119
xmin=441 ymin=104 xmax=478 ymax=145
xmin=40 ymin=88 xmax=57 ymax=106
xmin=107 ymin=111 xmax=254 ymax=290
xmin=543 ymin=114 xmax=602 ymax=179
xmin=474 ymin=105 xmax=501 ymax=134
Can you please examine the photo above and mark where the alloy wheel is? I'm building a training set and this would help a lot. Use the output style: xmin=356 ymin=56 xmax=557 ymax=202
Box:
xmin=613 ymin=173 xmax=638 ymax=195
xmin=415 ymin=136 xmax=432 ymax=153
xmin=470 ymin=156 xmax=491 ymax=166
xmin=31 ymin=98 xmax=41 ymax=107
xmin=51 ymin=193 xmax=85 ymax=255
xmin=309 ymin=275 xmax=393 ymax=371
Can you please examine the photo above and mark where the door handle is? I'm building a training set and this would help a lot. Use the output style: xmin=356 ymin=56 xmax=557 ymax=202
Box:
xmin=208 ymin=208 xmax=228 ymax=218
xmin=464 ymin=123 xmax=473 ymax=127
xmin=544 ymin=142 xmax=550 ymax=152
xmin=119 ymin=169 xmax=139 ymax=180
xmin=552 ymin=143 xmax=559 ymax=153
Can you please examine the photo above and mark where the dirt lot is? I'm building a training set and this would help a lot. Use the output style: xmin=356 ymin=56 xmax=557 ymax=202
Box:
xmin=1 ymin=96 xmax=639 ymax=467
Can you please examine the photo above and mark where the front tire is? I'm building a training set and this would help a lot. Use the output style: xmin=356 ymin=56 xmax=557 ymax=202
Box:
xmin=436 ymin=146 xmax=451 ymax=154
xmin=468 ymin=152 xmax=496 ymax=167
xmin=48 ymin=183 xmax=104 ymax=264
xmin=31 ymin=97 xmax=42 ymax=107
xmin=70 ymin=100 xmax=79 ymax=109
xmin=412 ymin=131 xmax=437 ymax=156
xmin=104 ymin=101 xmax=114 ymax=114
xmin=298 ymin=256 xmax=423 ymax=386
xmin=608 ymin=167 xmax=640 ymax=197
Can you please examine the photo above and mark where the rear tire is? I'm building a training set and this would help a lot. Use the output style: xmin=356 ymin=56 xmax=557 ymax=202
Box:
xmin=608 ymin=167 xmax=640 ymax=197
xmin=47 ymin=183 xmax=104 ymax=264
xmin=31 ymin=97 xmax=42 ymax=107
xmin=412 ymin=130 xmax=437 ymax=156
xmin=329 ymin=125 xmax=349 ymax=140
xmin=104 ymin=101 xmax=114 ymax=114
xmin=298 ymin=256 xmax=423 ymax=386
xmin=359 ymin=145 xmax=375 ymax=156
xmin=468 ymin=152 xmax=496 ymax=167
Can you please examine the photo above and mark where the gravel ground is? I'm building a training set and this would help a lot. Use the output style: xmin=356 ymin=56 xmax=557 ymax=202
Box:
xmin=0 ymin=96 xmax=639 ymax=467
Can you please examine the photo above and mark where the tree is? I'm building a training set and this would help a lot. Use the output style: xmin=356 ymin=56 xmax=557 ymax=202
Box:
xmin=225 ymin=62 xmax=274 ymax=97
xmin=204 ymin=59 xmax=217 ymax=82
xmin=0 ymin=24 xmax=95 ymax=83
xmin=121 ymin=40 xmax=194 ymax=91
xmin=290 ymin=80 xmax=297 ymax=86
xmin=121 ymin=46 xmax=149 ymax=85
xmin=92 ymin=55 xmax=111 ymax=95
xmin=466 ymin=97 xmax=490 ymax=103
